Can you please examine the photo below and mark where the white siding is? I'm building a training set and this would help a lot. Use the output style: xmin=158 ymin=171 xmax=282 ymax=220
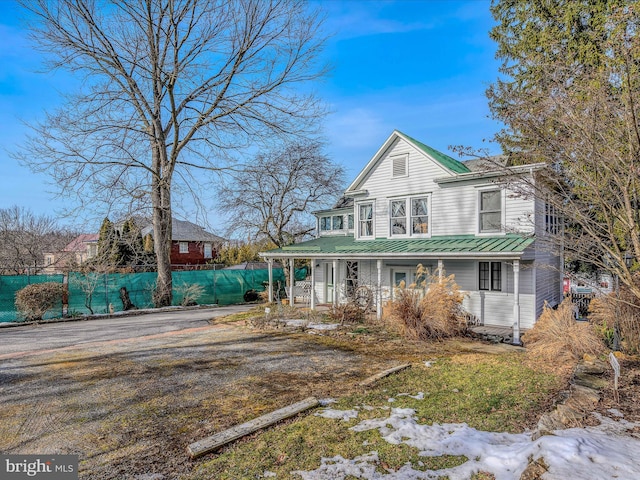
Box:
xmin=353 ymin=138 xmax=536 ymax=238
xmin=355 ymin=138 xmax=452 ymax=237
xmin=534 ymin=252 xmax=562 ymax=318
xmin=463 ymin=292 xmax=536 ymax=329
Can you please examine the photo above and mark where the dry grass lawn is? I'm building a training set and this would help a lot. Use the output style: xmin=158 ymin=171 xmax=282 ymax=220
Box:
xmin=0 ymin=310 xmax=568 ymax=479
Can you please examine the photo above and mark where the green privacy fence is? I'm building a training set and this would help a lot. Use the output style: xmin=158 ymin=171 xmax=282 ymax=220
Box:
xmin=0 ymin=268 xmax=306 ymax=323
xmin=0 ymin=274 xmax=65 ymax=322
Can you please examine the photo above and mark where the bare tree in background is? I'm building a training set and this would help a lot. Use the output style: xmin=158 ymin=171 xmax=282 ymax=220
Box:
xmin=218 ymin=141 xmax=344 ymax=247
xmin=15 ymin=0 xmax=328 ymax=306
xmin=0 ymin=206 xmax=75 ymax=274
xmin=218 ymin=141 xmax=343 ymax=289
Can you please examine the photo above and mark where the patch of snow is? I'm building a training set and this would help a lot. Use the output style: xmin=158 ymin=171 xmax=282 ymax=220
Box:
xmin=295 ymin=408 xmax=640 ymax=480
xmin=292 ymin=452 xmax=380 ymax=480
xmin=388 ymin=398 xmax=396 ymax=402
xmin=307 ymin=323 xmax=339 ymax=330
xmin=315 ymin=408 xmax=359 ymax=422
xmin=397 ymin=392 xmax=426 ymax=400
xmin=607 ymin=408 xmax=624 ymax=418
xmin=282 ymin=319 xmax=339 ymax=330
xmin=283 ymin=319 xmax=307 ymax=327
xmin=423 ymin=360 xmax=435 ymax=367
xmin=318 ymin=398 xmax=336 ymax=406
xmin=262 ymin=472 xmax=277 ymax=478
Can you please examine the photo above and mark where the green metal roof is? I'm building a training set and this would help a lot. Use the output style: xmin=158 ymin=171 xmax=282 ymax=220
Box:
xmin=400 ymin=131 xmax=471 ymax=174
xmin=263 ymin=234 xmax=534 ymax=258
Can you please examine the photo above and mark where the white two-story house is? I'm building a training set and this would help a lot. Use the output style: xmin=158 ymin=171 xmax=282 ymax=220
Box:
xmin=261 ymin=130 xmax=562 ymax=341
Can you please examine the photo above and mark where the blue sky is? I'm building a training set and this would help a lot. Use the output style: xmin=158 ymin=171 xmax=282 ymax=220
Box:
xmin=0 ymin=0 xmax=501 ymax=232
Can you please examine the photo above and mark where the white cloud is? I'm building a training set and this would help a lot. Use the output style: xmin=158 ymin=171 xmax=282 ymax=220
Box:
xmin=325 ymin=107 xmax=391 ymax=150
xmin=320 ymin=2 xmax=435 ymax=41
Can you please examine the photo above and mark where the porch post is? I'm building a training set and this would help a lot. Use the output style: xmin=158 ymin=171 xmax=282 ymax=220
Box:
xmin=267 ymin=258 xmax=274 ymax=302
xmin=332 ymin=259 xmax=338 ymax=305
xmin=310 ymin=261 xmax=316 ymax=310
xmin=376 ymin=259 xmax=383 ymax=320
xmin=289 ymin=258 xmax=295 ymax=306
xmin=513 ymin=259 xmax=521 ymax=345
xmin=438 ymin=259 xmax=444 ymax=283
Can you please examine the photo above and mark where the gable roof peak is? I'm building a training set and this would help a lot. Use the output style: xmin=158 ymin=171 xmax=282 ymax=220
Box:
xmin=345 ymin=130 xmax=471 ymax=193
xmin=394 ymin=130 xmax=470 ymax=174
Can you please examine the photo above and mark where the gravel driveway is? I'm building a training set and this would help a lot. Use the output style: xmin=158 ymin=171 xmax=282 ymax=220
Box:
xmin=0 ymin=307 xmax=395 ymax=479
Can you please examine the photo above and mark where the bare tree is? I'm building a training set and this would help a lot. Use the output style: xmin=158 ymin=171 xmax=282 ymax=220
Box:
xmin=0 ymin=206 xmax=74 ymax=274
xmin=218 ymin=141 xmax=344 ymax=246
xmin=15 ymin=0 xmax=328 ymax=305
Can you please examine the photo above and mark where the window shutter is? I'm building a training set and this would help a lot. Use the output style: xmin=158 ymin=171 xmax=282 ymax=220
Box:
xmin=392 ymin=156 xmax=407 ymax=177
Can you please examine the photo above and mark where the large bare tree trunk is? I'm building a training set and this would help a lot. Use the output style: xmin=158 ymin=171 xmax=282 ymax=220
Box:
xmin=153 ymin=201 xmax=172 ymax=307
xmin=152 ymin=142 xmax=173 ymax=307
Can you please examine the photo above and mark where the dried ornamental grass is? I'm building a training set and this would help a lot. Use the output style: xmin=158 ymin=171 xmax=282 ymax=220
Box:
xmin=589 ymin=280 xmax=640 ymax=355
xmin=523 ymin=298 xmax=604 ymax=373
xmin=387 ymin=268 xmax=467 ymax=341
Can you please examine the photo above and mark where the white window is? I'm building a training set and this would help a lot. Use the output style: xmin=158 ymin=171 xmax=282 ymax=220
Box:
xmin=390 ymin=196 xmax=430 ymax=237
xmin=390 ymin=200 xmax=407 ymax=235
xmin=479 ymin=190 xmax=502 ymax=233
xmin=359 ymin=203 xmax=374 ymax=237
xmin=391 ymin=154 xmax=408 ymax=178
xmin=545 ymin=202 xmax=560 ymax=235
xmin=204 ymin=243 xmax=212 ymax=259
xmin=411 ymin=197 xmax=429 ymax=234
xmin=320 ymin=215 xmax=344 ymax=232
xmin=179 ymin=241 xmax=189 ymax=253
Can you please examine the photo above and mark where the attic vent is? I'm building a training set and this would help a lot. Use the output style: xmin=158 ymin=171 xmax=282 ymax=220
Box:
xmin=392 ymin=155 xmax=407 ymax=178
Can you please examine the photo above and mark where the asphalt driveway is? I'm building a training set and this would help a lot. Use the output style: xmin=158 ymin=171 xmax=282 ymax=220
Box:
xmin=0 ymin=305 xmax=254 ymax=359
xmin=0 ymin=306 xmax=396 ymax=479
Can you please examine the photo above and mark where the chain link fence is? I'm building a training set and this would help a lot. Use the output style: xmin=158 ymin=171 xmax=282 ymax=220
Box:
xmin=0 ymin=267 xmax=305 ymax=323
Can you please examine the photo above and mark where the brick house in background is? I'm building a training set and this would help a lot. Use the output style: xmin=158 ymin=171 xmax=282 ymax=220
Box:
xmin=141 ymin=218 xmax=226 ymax=269
xmin=43 ymin=233 xmax=99 ymax=274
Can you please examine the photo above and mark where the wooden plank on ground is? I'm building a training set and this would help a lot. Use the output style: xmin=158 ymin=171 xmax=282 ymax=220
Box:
xmin=358 ymin=364 xmax=411 ymax=387
xmin=187 ymin=396 xmax=319 ymax=459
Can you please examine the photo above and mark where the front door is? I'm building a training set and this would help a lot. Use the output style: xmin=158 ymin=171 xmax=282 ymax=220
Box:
xmin=391 ymin=268 xmax=414 ymax=299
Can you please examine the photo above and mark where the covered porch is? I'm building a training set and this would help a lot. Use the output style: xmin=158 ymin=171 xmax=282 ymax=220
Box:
xmin=260 ymin=234 xmax=535 ymax=344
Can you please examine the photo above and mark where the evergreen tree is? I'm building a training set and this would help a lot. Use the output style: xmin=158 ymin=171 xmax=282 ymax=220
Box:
xmin=488 ymin=0 xmax=640 ymax=297
xmin=96 ymin=217 xmax=120 ymax=268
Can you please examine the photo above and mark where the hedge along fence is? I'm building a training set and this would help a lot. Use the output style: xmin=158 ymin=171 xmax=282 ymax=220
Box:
xmin=0 ymin=268 xmax=306 ymax=322
xmin=0 ymin=274 xmax=65 ymax=322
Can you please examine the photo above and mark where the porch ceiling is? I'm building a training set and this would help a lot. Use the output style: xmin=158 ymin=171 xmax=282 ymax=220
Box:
xmin=261 ymin=234 xmax=534 ymax=259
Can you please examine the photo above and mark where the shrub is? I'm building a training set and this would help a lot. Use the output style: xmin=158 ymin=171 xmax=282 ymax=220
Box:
xmin=174 ymin=282 xmax=205 ymax=306
xmin=589 ymin=280 xmax=640 ymax=354
xmin=327 ymin=302 xmax=366 ymax=324
xmin=387 ymin=266 xmax=467 ymax=340
xmin=523 ymin=298 xmax=604 ymax=373
xmin=15 ymin=282 xmax=66 ymax=321
xmin=243 ymin=289 xmax=260 ymax=302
